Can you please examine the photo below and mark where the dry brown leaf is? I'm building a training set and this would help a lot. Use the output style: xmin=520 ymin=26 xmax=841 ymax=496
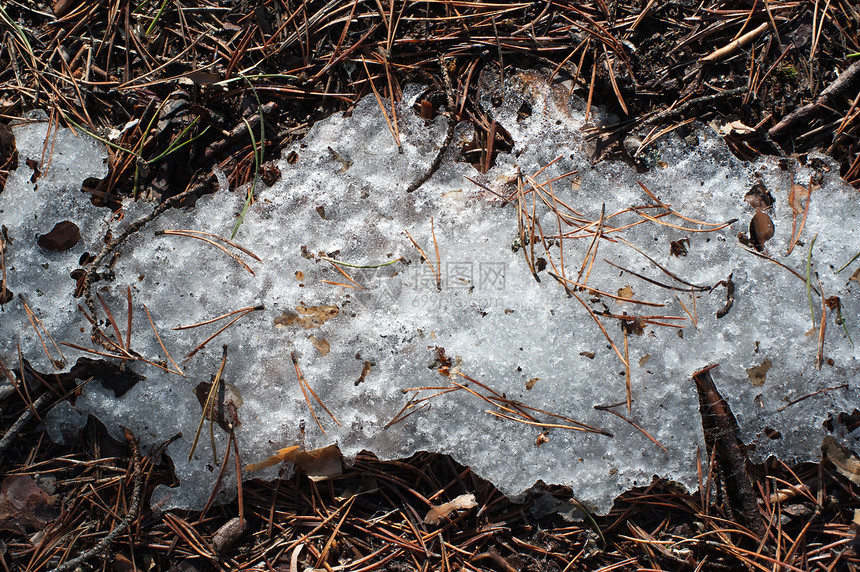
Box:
xmin=745 ymin=358 xmax=772 ymax=387
xmin=750 ymin=210 xmax=774 ymax=251
xmin=851 ymin=268 xmax=860 ymax=284
xmin=0 ymin=475 xmax=59 ymax=533
xmin=717 ymin=120 xmax=755 ymax=136
xmin=744 ymin=181 xmax=774 ymax=209
xmin=424 ymin=493 xmax=478 ymax=525
xmin=309 ymin=335 xmax=330 ymax=356
xmin=245 ymin=445 xmax=301 ymax=472
xmin=37 ymin=221 xmax=81 ymax=252
xmin=617 ymin=285 xmax=634 ymax=302
xmin=822 ymin=436 xmax=860 ymax=484
xmin=274 ymin=305 xmax=339 ymax=329
xmin=788 ymin=184 xmax=809 ymax=215
xmin=194 ymin=382 xmax=243 ymax=431
xmin=245 ymin=444 xmax=342 ymax=480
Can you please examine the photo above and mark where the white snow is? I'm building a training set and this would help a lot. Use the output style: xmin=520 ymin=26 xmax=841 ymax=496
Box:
xmin=1 ymin=70 xmax=857 ymax=514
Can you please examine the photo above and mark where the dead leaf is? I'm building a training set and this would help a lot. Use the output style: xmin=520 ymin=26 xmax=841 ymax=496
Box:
xmin=788 ymin=184 xmax=809 ymax=215
xmin=851 ymin=268 xmax=860 ymax=284
xmin=245 ymin=445 xmax=300 ymax=472
xmin=37 ymin=221 xmax=81 ymax=252
xmin=0 ymin=475 xmax=59 ymax=533
xmin=617 ymin=285 xmax=634 ymax=302
xmin=245 ymin=444 xmax=342 ymax=481
xmin=110 ymin=553 xmax=138 ymax=572
xmin=670 ymin=238 xmax=689 ymax=257
xmin=822 ymin=436 xmax=860 ymax=484
xmin=750 ymin=210 xmax=774 ymax=251
xmin=295 ymin=444 xmax=342 ymax=481
xmin=424 ymin=493 xmax=478 ymax=525
xmin=193 ymin=381 xmax=243 ymax=432
xmin=309 ymin=335 xmax=330 ymax=356
xmin=355 ymin=360 xmax=372 ymax=386
xmin=718 ymin=120 xmax=755 ymax=136
xmin=274 ymin=305 xmax=339 ymax=329
xmin=744 ymin=181 xmax=774 ymax=209
xmin=638 ymin=354 xmax=651 ymax=367
xmin=745 ymin=358 xmax=772 ymax=386
xmin=525 ymin=377 xmax=540 ymax=390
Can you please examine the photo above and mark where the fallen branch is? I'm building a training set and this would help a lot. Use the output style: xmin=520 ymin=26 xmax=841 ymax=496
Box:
xmin=50 ymin=427 xmax=144 ymax=572
xmin=769 ymin=61 xmax=860 ymax=138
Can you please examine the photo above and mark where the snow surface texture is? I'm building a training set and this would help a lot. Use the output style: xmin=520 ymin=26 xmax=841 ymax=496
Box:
xmin=1 ymin=71 xmax=858 ymax=514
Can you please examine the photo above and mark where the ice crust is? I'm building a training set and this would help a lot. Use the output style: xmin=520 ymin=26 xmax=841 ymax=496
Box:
xmin=1 ymin=71 xmax=858 ymax=514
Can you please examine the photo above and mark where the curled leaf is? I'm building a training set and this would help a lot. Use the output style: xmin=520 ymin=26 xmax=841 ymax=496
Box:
xmin=750 ymin=210 xmax=774 ymax=251
xmin=37 ymin=221 xmax=81 ymax=252
xmin=245 ymin=444 xmax=342 ymax=481
xmin=788 ymin=184 xmax=809 ymax=216
xmin=822 ymin=436 xmax=860 ymax=485
xmin=424 ymin=493 xmax=478 ymax=525
xmin=744 ymin=181 xmax=774 ymax=209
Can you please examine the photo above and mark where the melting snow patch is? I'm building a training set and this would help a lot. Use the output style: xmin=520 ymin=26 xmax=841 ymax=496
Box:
xmin=1 ymin=71 xmax=858 ymax=514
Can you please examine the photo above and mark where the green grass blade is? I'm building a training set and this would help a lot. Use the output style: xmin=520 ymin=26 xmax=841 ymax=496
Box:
xmin=230 ymin=76 xmax=266 ymax=239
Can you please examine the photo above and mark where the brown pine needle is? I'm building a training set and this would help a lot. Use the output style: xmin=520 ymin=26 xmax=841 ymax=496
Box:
xmin=97 ymin=292 xmax=125 ymax=349
xmin=623 ymin=332 xmax=631 ymax=413
xmin=290 ymin=352 xmax=340 ymax=434
xmin=674 ymin=291 xmax=698 ymax=328
xmin=576 ymin=203 xmax=605 ymax=287
xmin=361 ymin=56 xmax=401 ymax=151
xmin=385 ymin=394 xmax=431 ymax=428
xmin=633 ymin=209 xmax=736 ymax=233
xmin=143 ymin=303 xmax=184 ymax=376
xmin=547 ymin=272 xmax=665 ymax=306
xmin=787 ymin=177 xmax=815 ymax=256
xmin=615 ymin=236 xmax=707 ymax=290
xmin=816 ymin=274 xmax=826 ymax=371
xmin=164 ymin=229 xmax=261 ymax=260
xmin=430 ymin=217 xmax=442 ymax=291
xmin=184 ymin=307 xmax=261 ymax=362
xmin=19 ymin=295 xmax=65 ymax=367
xmin=571 ymin=290 xmax=628 ymax=368
xmin=61 ymin=342 xmax=131 ymax=361
xmin=635 ymin=118 xmax=696 ymax=157
xmin=603 ymin=45 xmax=628 ymax=114
xmin=320 ymin=280 xmax=361 ymax=289
xmin=15 ymin=345 xmax=37 ymax=421
xmin=125 ymin=286 xmax=133 ymax=353
xmin=327 ymin=260 xmax=364 ymax=289
xmin=382 ymin=55 xmax=402 ymax=151
xmin=156 ymin=230 xmax=257 ymax=275
xmin=404 ymin=228 xmax=440 ymax=291
xmin=189 ymin=346 xmax=227 ymax=462
xmin=740 ymin=245 xmax=821 ymax=296
xmin=636 ymin=181 xmax=729 ymax=227
xmin=173 ymin=305 xmax=265 ymax=330
xmin=516 ymin=170 xmax=539 ymax=281
xmin=485 ymin=410 xmax=600 ymax=433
